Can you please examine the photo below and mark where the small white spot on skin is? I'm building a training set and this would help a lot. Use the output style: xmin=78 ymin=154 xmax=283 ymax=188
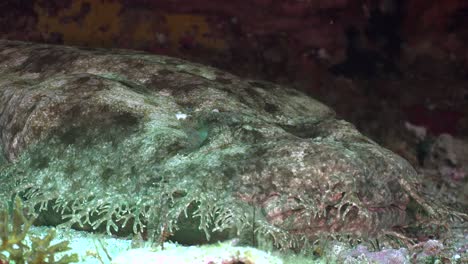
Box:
xmin=158 ymin=90 xmax=171 ymax=96
xmin=176 ymin=112 xmax=189 ymax=120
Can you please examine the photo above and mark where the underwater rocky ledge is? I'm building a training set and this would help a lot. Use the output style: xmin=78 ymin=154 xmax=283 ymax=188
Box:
xmin=0 ymin=40 xmax=466 ymax=263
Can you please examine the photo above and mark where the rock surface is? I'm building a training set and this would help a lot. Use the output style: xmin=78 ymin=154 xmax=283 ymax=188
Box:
xmin=0 ymin=40 xmax=437 ymax=247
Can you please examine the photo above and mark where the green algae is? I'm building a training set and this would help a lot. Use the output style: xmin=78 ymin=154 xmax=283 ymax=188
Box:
xmin=0 ymin=197 xmax=78 ymax=264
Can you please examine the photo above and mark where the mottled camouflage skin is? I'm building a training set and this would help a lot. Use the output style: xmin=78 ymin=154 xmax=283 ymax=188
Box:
xmin=0 ymin=40 xmax=452 ymax=246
